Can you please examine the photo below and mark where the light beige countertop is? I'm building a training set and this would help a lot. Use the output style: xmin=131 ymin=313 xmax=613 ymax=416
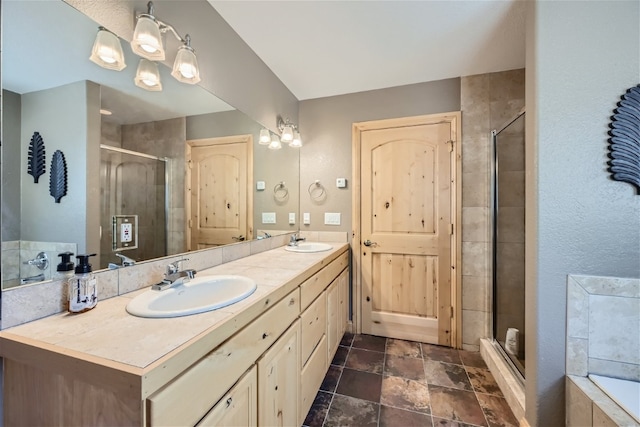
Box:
xmin=0 ymin=244 xmax=348 ymax=374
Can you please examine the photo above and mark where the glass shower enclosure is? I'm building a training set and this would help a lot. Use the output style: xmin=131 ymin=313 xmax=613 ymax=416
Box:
xmin=100 ymin=145 xmax=169 ymax=270
xmin=491 ymin=110 xmax=526 ymax=379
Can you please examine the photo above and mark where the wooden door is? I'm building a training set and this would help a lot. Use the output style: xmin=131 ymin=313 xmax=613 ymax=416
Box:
xmin=354 ymin=113 xmax=460 ymax=347
xmin=187 ymin=135 xmax=253 ymax=250
xmin=197 ymin=365 xmax=257 ymax=427
xmin=257 ymin=320 xmax=300 ymax=427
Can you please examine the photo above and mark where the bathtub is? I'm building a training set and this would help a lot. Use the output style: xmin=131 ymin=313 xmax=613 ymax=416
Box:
xmin=589 ymin=375 xmax=640 ymax=424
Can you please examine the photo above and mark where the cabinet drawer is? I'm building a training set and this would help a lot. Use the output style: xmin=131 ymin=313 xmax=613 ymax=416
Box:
xmin=300 ymin=291 xmax=326 ymax=367
xmin=299 ymin=334 xmax=328 ymax=425
xmin=300 ymin=251 xmax=348 ymax=311
xmin=196 ymin=365 xmax=257 ymax=427
xmin=147 ymin=288 xmax=300 ymax=427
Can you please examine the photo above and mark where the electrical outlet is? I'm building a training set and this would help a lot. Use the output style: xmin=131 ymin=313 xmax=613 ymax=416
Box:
xmin=121 ymin=223 xmax=132 ymax=242
xmin=262 ymin=212 xmax=276 ymax=224
xmin=324 ymin=212 xmax=341 ymax=225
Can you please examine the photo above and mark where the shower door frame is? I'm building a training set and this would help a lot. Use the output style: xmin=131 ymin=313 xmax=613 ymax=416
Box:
xmin=100 ymin=144 xmax=171 ymax=259
xmin=490 ymin=108 xmax=526 ymax=382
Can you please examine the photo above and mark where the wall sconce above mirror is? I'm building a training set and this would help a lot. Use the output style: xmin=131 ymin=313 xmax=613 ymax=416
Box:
xmin=90 ymin=1 xmax=201 ymax=91
xmin=257 ymin=117 xmax=303 ymax=150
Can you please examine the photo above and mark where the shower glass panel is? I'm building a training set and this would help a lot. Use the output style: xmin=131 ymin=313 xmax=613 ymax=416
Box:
xmin=100 ymin=145 xmax=169 ymax=270
xmin=491 ymin=111 xmax=526 ymax=378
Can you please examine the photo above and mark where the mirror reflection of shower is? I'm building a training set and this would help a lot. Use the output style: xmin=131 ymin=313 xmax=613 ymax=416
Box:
xmin=100 ymin=145 xmax=169 ymax=270
xmin=492 ymin=110 xmax=526 ymax=379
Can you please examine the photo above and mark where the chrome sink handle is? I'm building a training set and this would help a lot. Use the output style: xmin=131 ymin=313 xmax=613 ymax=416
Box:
xmin=167 ymin=258 xmax=189 ymax=275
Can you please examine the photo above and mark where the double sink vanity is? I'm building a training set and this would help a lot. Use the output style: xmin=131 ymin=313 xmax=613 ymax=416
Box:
xmin=0 ymin=241 xmax=349 ymax=426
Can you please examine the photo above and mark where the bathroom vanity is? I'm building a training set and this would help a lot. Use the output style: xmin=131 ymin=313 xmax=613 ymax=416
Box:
xmin=0 ymin=243 xmax=349 ymax=426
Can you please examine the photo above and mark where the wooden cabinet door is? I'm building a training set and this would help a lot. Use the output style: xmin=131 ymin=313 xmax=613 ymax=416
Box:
xmin=326 ymin=277 xmax=340 ymax=361
xmin=338 ymin=268 xmax=349 ymax=337
xmin=197 ymin=365 xmax=257 ymax=427
xmin=257 ymin=320 xmax=300 ymax=427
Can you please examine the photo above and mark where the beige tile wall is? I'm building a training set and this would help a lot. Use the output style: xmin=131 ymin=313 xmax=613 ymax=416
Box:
xmin=460 ymin=69 xmax=525 ymax=350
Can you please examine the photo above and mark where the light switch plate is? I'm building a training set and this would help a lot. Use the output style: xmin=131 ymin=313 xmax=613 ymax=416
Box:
xmin=336 ymin=178 xmax=347 ymax=188
xmin=288 ymin=212 xmax=296 ymax=225
xmin=324 ymin=212 xmax=341 ymax=225
xmin=262 ymin=212 xmax=276 ymax=224
xmin=303 ymin=213 xmax=310 ymax=225
xmin=256 ymin=181 xmax=266 ymax=191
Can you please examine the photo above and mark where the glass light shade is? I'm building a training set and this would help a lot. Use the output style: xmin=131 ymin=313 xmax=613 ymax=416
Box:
xmin=289 ymin=131 xmax=302 ymax=147
xmin=134 ymin=59 xmax=162 ymax=91
xmin=268 ymin=134 xmax=282 ymax=150
xmin=89 ymin=28 xmax=126 ymax=71
xmin=171 ymin=46 xmax=201 ymax=84
xmin=131 ymin=15 xmax=165 ymax=60
xmin=259 ymin=129 xmax=271 ymax=145
xmin=281 ymin=124 xmax=294 ymax=142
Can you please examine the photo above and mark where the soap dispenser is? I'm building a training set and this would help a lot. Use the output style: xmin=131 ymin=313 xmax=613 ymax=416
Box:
xmin=55 ymin=252 xmax=75 ymax=309
xmin=68 ymin=254 xmax=98 ymax=313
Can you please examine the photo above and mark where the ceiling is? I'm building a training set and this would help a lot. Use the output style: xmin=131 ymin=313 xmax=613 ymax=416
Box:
xmin=209 ymin=0 xmax=526 ymax=100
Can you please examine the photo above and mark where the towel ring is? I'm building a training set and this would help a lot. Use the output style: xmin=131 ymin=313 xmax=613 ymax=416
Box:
xmin=308 ymin=180 xmax=326 ymax=200
xmin=273 ymin=182 xmax=289 ymax=201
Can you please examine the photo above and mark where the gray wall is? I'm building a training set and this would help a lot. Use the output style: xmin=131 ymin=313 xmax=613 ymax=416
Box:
xmin=65 ymin=0 xmax=298 ymax=133
xmin=188 ymin=110 xmax=300 ymax=235
xmin=298 ymin=79 xmax=461 ymax=234
xmin=20 ymin=81 xmax=101 ymax=254
xmin=1 ymin=90 xmax=21 ymax=241
xmin=526 ymin=1 xmax=640 ymax=424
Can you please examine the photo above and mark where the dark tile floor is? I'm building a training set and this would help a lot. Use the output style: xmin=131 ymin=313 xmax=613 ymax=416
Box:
xmin=303 ymin=333 xmax=518 ymax=427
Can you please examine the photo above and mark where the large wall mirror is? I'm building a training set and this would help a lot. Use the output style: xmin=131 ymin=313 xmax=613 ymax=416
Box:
xmin=1 ymin=0 xmax=300 ymax=289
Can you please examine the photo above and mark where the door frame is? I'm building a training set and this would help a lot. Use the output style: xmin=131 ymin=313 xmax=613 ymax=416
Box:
xmin=351 ymin=113 xmax=462 ymax=348
xmin=185 ymin=134 xmax=254 ymax=250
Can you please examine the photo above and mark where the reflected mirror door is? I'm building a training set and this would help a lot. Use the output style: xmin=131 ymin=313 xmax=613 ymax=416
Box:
xmin=100 ymin=146 xmax=168 ymax=269
xmin=492 ymin=112 xmax=526 ymax=378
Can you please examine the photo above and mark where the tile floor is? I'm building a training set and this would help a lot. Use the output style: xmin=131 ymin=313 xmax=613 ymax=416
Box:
xmin=303 ymin=333 xmax=518 ymax=427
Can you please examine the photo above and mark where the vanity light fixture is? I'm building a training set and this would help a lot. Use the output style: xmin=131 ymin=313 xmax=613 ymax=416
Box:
xmin=277 ymin=116 xmax=302 ymax=147
xmin=131 ymin=1 xmax=201 ymax=85
xmin=89 ymin=27 xmax=126 ymax=71
xmin=134 ymin=59 xmax=163 ymax=91
xmin=268 ymin=134 xmax=282 ymax=150
xmin=259 ymin=129 xmax=271 ymax=145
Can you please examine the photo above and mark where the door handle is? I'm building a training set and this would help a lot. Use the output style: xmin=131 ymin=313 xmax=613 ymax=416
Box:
xmin=363 ymin=240 xmax=377 ymax=247
xmin=232 ymin=235 xmax=245 ymax=241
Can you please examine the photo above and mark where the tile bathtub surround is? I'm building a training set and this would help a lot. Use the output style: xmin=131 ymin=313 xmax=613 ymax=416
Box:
xmin=566 ymin=274 xmax=640 ymax=381
xmin=303 ymin=333 xmax=519 ymax=427
xmin=1 ymin=231 xmax=347 ymax=329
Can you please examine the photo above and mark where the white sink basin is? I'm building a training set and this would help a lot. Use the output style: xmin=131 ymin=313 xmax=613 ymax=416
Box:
xmin=126 ymin=275 xmax=257 ymax=318
xmin=284 ymin=242 xmax=333 ymax=253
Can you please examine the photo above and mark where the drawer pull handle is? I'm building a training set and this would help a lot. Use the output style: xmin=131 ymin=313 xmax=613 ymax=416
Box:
xmin=226 ymin=397 xmax=232 ymax=407
xmin=265 ymin=299 xmax=270 ymax=305
xmin=262 ymin=333 xmax=268 ymax=339
xmin=289 ymin=298 xmax=295 ymax=305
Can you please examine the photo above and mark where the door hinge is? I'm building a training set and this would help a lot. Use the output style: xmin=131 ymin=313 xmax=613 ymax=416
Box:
xmin=450 ymin=306 xmax=454 ymax=318
xmin=188 ymin=160 xmax=193 ymax=169
xmin=449 ymin=223 xmax=454 ymax=235
xmin=188 ymin=219 xmax=192 ymax=228
xmin=447 ymin=140 xmax=454 ymax=152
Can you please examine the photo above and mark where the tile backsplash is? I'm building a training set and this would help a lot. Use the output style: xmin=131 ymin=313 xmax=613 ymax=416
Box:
xmin=566 ymin=274 xmax=640 ymax=381
xmin=1 ymin=232 xmax=348 ymax=329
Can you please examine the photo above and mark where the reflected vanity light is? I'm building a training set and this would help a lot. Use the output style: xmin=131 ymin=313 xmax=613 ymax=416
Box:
xmin=130 ymin=1 xmax=201 ymax=88
xmin=134 ymin=59 xmax=162 ymax=91
xmin=290 ymin=130 xmax=303 ymax=147
xmin=89 ymin=27 xmax=126 ymax=71
xmin=259 ymin=129 xmax=271 ymax=145
xmin=268 ymin=134 xmax=282 ymax=150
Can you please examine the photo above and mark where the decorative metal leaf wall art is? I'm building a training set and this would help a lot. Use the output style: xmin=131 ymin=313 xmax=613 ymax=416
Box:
xmin=49 ymin=150 xmax=68 ymax=203
xmin=607 ymin=84 xmax=640 ymax=194
xmin=27 ymin=132 xmax=46 ymax=183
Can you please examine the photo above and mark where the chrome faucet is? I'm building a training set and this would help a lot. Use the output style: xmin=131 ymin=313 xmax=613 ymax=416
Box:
xmin=257 ymin=231 xmax=272 ymax=240
xmin=115 ymin=253 xmax=136 ymax=267
xmin=288 ymin=233 xmax=306 ymax=247
xmin=152 ymin=259 xmax=196 ymax=291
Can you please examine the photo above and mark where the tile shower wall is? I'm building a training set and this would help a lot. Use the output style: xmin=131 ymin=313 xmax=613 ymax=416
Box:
xmin=460 ymin=69 xmax=525 ymax=351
